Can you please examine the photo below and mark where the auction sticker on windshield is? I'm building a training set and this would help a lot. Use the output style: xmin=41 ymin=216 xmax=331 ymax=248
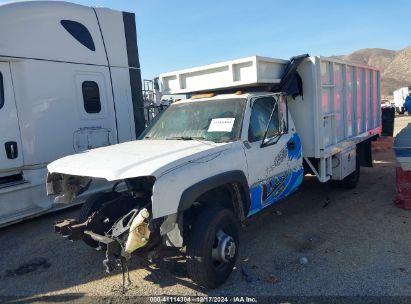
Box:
xmin=208 ymin=118 xmax=235 ymax=132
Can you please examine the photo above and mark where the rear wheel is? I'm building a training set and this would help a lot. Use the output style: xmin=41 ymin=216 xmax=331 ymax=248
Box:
xmin=77 ymin=192 xmax=120 ymax=248
xmin=186 ymin=207 xmax=239 ymax=289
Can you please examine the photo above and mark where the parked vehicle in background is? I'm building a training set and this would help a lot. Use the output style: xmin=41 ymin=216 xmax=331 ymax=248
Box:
xmin=0 ymin=1 xmax=146 ymax=227
xmin=393 ymin=86 xmax=411 ymax=114
xmin=50 ymin=55 xmax=381 ymax=288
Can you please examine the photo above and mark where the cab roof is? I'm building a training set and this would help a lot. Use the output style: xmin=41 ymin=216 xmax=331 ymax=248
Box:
xmin=175 ymin=92 xmax=279 ymax=104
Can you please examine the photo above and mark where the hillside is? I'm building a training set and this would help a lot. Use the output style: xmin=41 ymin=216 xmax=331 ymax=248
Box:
xmin=332 ymin=46 xmax=411 ymax=96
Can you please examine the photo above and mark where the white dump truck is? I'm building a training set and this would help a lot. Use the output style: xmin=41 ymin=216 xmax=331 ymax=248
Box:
xmin=0 ymin=1 xmax=146 ymax=227
xmin=393 ymin=86 xmax=411 ymax=114
xmin=50 ymin=55 xmax=381 ymax=288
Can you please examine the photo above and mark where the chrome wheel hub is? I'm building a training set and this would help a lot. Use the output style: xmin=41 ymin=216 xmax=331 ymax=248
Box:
xmin=212 ymin=229 xmax=236 ymax=263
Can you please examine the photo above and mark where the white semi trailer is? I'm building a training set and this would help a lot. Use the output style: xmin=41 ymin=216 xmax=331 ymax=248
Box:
xmin=49 ymin=55 xmax=381 ymax=288
xmin=0 ymin=1 xmax=146 ymax=227
xmin=393 ymin=86 xmax=411 ymax=114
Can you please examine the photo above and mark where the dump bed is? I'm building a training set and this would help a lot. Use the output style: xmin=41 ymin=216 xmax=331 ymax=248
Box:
xmin=159 ymin=55 xmax=381 ymax=159
xmin=159 ymin=56 xmax=287 ymax=94
xmin=290 ymin=56 xmax=381 ymax=158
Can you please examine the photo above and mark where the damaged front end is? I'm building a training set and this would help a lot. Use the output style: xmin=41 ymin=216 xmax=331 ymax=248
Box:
xmin=51 ymin=174 xmax=162 ymax=273
xmin=47 ymin=172 xmax=92 ymax=203
xmin=55 ymin=207 xmax=154 ymax=272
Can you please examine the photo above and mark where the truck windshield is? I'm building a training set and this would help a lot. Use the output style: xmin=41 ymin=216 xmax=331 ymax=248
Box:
xmin=140 ymin=98 xmax=246 ymax=143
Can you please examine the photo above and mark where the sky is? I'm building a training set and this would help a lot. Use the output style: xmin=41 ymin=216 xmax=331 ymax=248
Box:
xmin=3 ymin=0 xmax=411 ymax=79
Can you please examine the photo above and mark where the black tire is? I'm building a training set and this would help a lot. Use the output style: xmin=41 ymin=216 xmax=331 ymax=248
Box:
xmin=186 ymin=207 xmax=239 ymax=289
xmin=78 ymin=191 xmax=119 ymax=248
xmin=340 ymin=156 xmax=360 ymax=189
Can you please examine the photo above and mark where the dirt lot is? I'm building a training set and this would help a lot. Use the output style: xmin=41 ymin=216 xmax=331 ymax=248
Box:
xmin=0 ymin=116 xmax=410 ymax=300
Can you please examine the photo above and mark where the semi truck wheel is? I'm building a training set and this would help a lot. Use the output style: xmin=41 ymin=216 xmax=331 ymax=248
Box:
xmin=77 ymin=192 xmax=120 ymax=248
xmin=186 ymin=207 xmax=239 ymax=289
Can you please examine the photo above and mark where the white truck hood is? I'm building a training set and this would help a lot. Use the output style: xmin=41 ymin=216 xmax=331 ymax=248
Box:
xmin=47 ymin=140 xmax=231 ymax=181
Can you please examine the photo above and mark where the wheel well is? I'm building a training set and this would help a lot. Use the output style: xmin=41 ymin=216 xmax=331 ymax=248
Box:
xmin=181 ymin=182 xmax=248 ymax=246
xmin=196 ymin=183 xmax=247 ymax=218
xmin=183 ymin=182 xmax=248 ymax=221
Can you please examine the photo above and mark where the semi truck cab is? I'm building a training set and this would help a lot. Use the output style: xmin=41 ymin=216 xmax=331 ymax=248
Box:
xmin=0 ymin=1 xmax=146 ymax=227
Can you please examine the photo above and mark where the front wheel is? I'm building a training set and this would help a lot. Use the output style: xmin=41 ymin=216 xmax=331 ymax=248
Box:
xmin=186 ymin=207 xmax=239 ymax=289
xmin=77 ymin=192 xmax=120 ymax=248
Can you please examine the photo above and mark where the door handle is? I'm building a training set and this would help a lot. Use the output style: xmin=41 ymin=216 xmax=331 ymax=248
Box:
xmin=5 ymin=141 xmax=18 ymax=159
xmin=287 ymin=141 xmax=296 ymax=151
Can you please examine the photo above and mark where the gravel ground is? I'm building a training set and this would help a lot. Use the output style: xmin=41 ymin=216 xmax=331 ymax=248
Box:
xmin=0 ymin=116 xmax=410 ymax=300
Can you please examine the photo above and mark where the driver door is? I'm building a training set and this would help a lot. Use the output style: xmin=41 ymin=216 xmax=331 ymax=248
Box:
xmin=243 ymin=95 xmax=303 ymax=216
xmin=0 ymin=62 xmax=24 ymax=179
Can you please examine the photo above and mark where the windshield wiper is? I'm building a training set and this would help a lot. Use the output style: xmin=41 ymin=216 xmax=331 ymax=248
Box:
xmin=165 ymin=136 xmax=208 ymax=141
xmin=164 ymin=136 xmax=229 ymax=143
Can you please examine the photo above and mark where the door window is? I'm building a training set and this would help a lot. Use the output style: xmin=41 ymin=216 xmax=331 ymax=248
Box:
xmin=0 ymin=72 xmax=4 ymax=109
xmin=248 ymin=97 xmax=279 ymax=142
xmin=82 ymin=81 xmax=101 ymax=114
